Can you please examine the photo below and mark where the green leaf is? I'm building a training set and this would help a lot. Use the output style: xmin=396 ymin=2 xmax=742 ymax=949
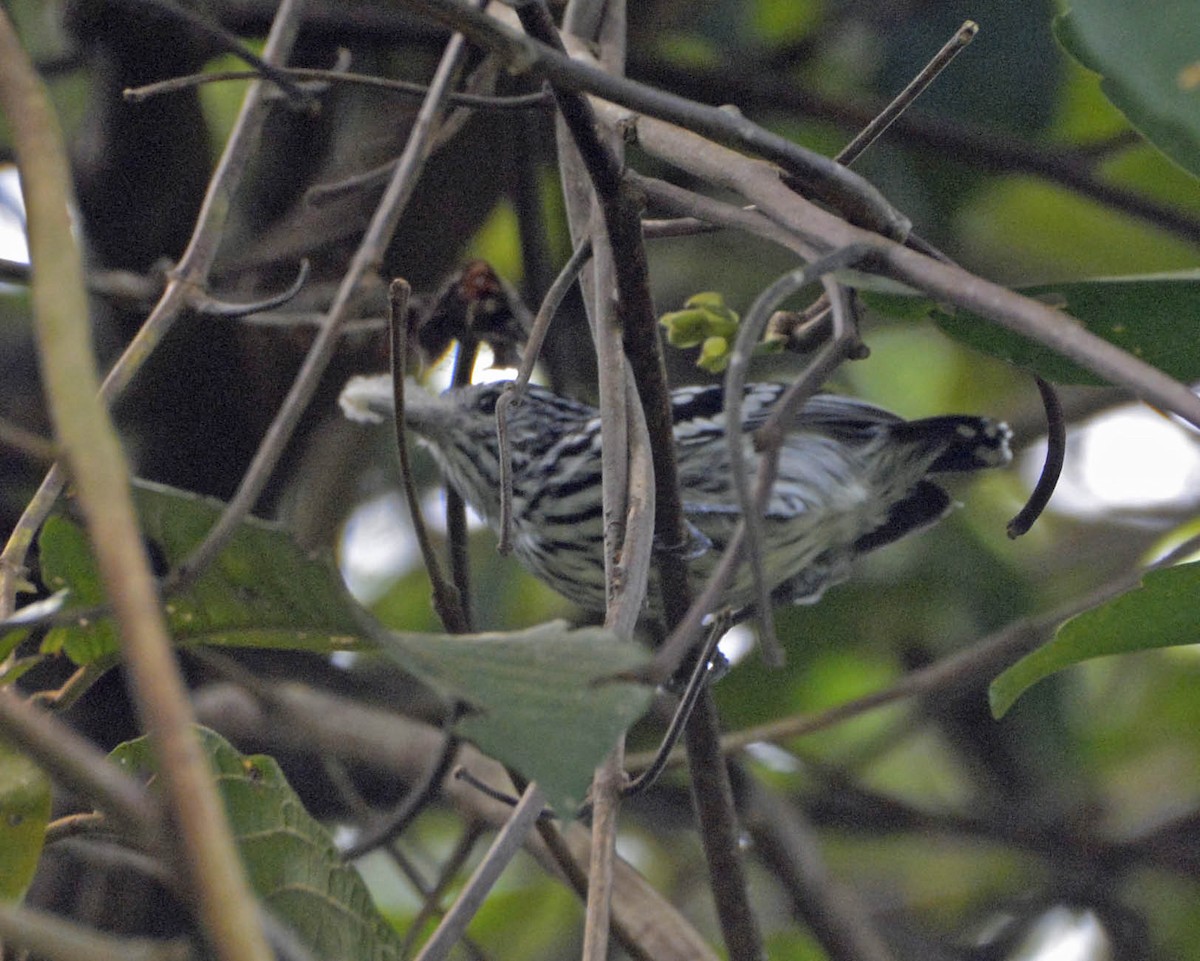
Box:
xmin=0 ymin=738 xmax=51 ymax=901
xmin=380 ymin=622 xmax=653 ymax=814
xmin=111 ymin=728 xmax=404 ymax=961
xmin=660 ymin=292 xmax=740 ymax=359
xmin=36 ymin=482 xmax=655 ymax=810
xmin=990 ymin=562 xmax=1200 ymax=717
xmin=40 ymin=480 xmax=367 ymax=664
xmin=698 ymin=335 xmax=731 ymax=373
xmin=867 ymin=272 xmax=1200 ymax=386
xmin=1055 ymin=1 xmax=1200 ymax=179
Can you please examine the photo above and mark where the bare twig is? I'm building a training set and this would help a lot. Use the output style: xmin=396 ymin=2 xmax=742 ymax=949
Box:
xmin=583 ymin=743 xmax=626 ymax=961
xmin=835 ymin=20 xmax=977 ymax=166
xmin=0 ymin=900 xmax=194 ymax=961
xmin=0 ymin=689 xmax=160 ymax=844
xmin=396 ymin=823 xmax=488 ymax=959
xmin=683 ymin=687 xmax=763 ymax=959
xmin=174 ymin=15 xmax=478 ymax=587
xmin=388 ymin=280 xmax=468 ymax=633
xmin=622 ymin=615 xmax=728 ymax=800
xmin=413 ymin=783 xmax=546 ymax=961
xmin=0 ymin=416 xmax=55 ymax=463
xmin=125 ymin=65 xmax=549 ymax=109
xmin=722 ymin=245 xmax=873 ymax=665
xmin=1007 ymin=375 xmax=1065 ymax=537
xmin=189 ymin=258 xmax=310 ymax=318
xmin=628 ymin=566 xmax=1144 ymax=774
xmin=587 ymin=98 xmax=1200 ymax=429
xmin=341 ymin=713 xmax=461 ymax=858
xmin=743 ymin=778 xmax=897 ymax=961
xmin=445 ymin=338 xmax=480 ymax=629
xmin=127 ymin=0 xmax=314 ymax=107
xmin=394 ymin=0 xmax=910 ymax=237
xmin=638 ymin=59 xmax=1200 ymax=247
xmin=495 ymin=236 xmax=593 ymax=552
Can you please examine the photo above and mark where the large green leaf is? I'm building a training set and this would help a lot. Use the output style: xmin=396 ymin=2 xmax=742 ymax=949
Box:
xmin=866 ymin=272 xmax=1200 ymax=386
xmin=39 ymin=481 xmax=654 ymax=814
xmin=383 ymin=623 xmax=653 ymax=814
xmin=1055 ymin=1 xmax=1200 ymax=179
xmin=990 ymin=562 xmax=1200 ymax=717
xmin=0 ymin=738 xmax=51 ymax=901
xmin=111 ymin=728 xmax=404 ymax=961
xmin=38 ymin=480 xmax=367 ymax=664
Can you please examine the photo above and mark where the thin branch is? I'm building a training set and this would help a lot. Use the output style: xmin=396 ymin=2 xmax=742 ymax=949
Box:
xmin=0 ymin=416 xmax=55 ymax=463
xmin=189 ymin=258 xmax=310 ymax=318
xmin=517 ymin=3 xmax=658 ymax=643
xmin=445 ymin=338 xmax=480 ymax=630
xmin=622 ymin=615 xmax=727 ymax=800
xmin=174 ymin=16 xmax=477 ymax=587
xmin=128 ymin=0 xmax=314 ymax=108
xmin=1007 ymin=375 xmax=1065 ymax=538
xmin=582 ymin=743 xmax=626 ymax=961
xmin=722 ymin=245 xmax=873 ymax=665
xmin=125 ymin=65 xmax=549 ymax=109
xmin=742 ymin=777 xmax=897 ymax=961
xmin=0 ymin=689 xmax=161 ymax=844
xmin=496 ymin=236 xmax=593 ymax=552
xmin=413 ymin=783 xmax=546 ymax=961
xmin=637 ymin=59 xmax=1200 ymax=247
xmin=682 ymin=687 xmax=763 ymax=960
xmin=389 ymin=282 xmax=467 ymax=633
xmin=588 ymin=97 xmax=1200 ymax=429
xmin=342 ymin=713 xmax=461 ymax=858
xmin=395 ymin=0 xmax=910 ymax=237
xmin=396 ymin=823 xmax=488 ymax=959
xmin=0 ymin=900 xmax=194 ymax=961
xmin=629 ymin=565 xmax=1144 ymax=774
xmin=835 ymin=20 xmax=977 ymax=166
xmin=0 ymin=11 xmax=275 ymax=961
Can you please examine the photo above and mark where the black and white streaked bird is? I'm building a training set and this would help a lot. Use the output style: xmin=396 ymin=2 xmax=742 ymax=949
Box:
xmin=340 ymin=375 xmax=1012 ymax=615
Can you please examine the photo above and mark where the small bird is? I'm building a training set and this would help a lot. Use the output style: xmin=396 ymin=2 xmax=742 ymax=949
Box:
xmin=341 ymin=376 xmax=1011 ymax=616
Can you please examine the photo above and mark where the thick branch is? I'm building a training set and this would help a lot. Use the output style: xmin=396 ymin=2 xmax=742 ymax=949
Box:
xmin=0 ymin=11 xmax=274 ymax=961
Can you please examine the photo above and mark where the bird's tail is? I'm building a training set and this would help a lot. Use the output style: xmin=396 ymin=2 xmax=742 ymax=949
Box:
xmin=889 ymin=415 xmax=1013 ymax=473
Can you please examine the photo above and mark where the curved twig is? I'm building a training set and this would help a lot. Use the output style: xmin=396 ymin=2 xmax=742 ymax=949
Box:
xmin=722 ymin=244 xmax=873 ymax=664
xmin=1007 ymin=375 xmax=1065 ymax=538
xmin=125 ymin=65 xmax=550 ymax=110
xmin=388 ymin=280 xmax=468 ymax=633
xmin=191 ymin=259 xmax=310 ymax=317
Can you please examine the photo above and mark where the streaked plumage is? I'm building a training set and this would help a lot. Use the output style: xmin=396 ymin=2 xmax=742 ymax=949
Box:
xmin=345 ymin=377 xmax=1011 ymax=615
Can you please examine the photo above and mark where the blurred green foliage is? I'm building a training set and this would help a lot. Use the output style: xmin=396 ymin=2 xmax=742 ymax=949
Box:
xmin=4 ymin=0 xmax=1200 ymax=957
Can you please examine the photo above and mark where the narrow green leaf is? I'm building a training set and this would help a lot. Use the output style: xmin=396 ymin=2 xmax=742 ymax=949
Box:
xmin=381 ymin=622 xmax=653 ymax=815
xmin=0 ymin=738 xmax=51 ymax=901
xmin=1055 ymin=1 xmax=1200 ymax=179
xmin=990 ymin=562 xmax=1200 ymax=717
xmin=111 ymin=727 xmax=404 ymax=961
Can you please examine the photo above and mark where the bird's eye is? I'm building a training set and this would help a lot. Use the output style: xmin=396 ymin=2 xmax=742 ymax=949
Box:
xmin=474 ymin=390 xmax=499 ymax=415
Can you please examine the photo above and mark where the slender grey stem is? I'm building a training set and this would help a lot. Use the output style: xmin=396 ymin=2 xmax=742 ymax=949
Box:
xmin=175 ymin=23 xmax=475 ymax=585
xmin=836 ymin=20 xmax=977 ymax=166
xmin=496 ymin=235 xmax=593 ymax=552
xmin=413 ymin=783 xmax=546 ymax=961
xmin=722 ymin=245 xmax=872 ymax=664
